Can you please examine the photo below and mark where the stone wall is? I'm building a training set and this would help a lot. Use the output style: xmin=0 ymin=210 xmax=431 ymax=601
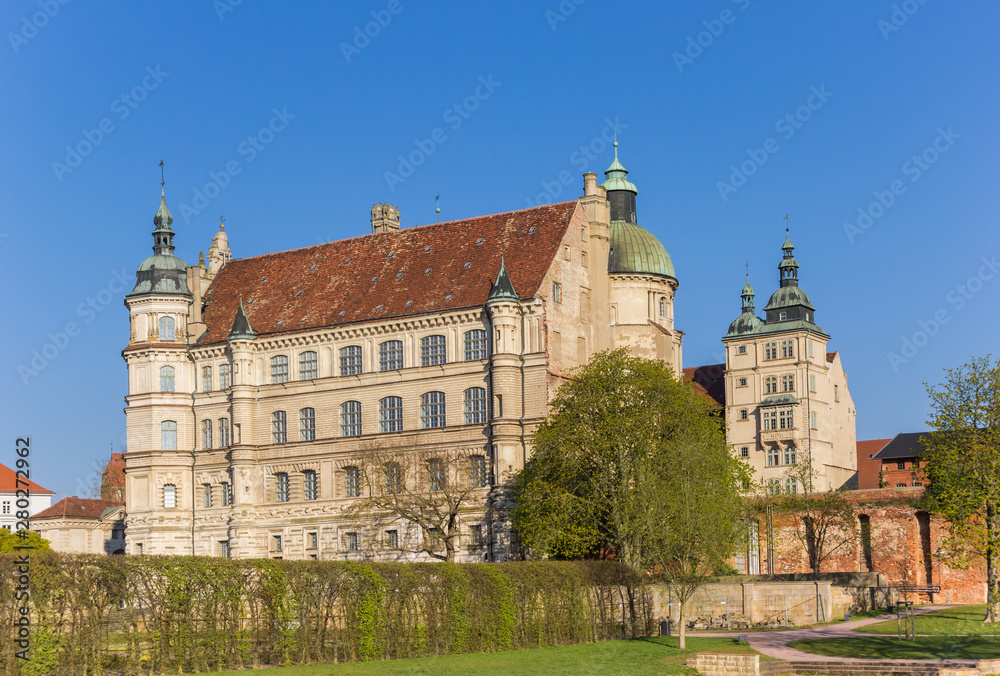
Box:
xmin=686 ymin=653 xmax=762 ymax=676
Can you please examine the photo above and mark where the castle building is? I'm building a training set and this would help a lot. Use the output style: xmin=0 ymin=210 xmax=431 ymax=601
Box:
xmin=719 ymin=235 xmax=857 ymax=492
xmin=122 ymin=147 xmax=684 ymax=560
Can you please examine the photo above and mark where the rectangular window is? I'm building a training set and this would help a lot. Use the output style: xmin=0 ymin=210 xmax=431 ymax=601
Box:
xmin=779 ymin=311 xmax=787 ymax=321
xmin=811 ymin=411 xmax=818 ymax=430
xmin=379 ymin=340 xmax=403 ymax=371
xmin=161 ymin=421 xmax=177 ymax=451
xmin=386 ymin=529 xmax=399 ymax=549
xmin=740 ymin=446 xmax=750 ymax=458
xmin=764 ymin=376 xmax=778 ymax=394
xmin=809 ymin=374 xmax=816 ymax=393
xmin=783 ymin=446 xmax=797 ymax=465
xmin=163 ymin=484 xmax=177 ymax=509
xmin=203 ymin=483 xmax=212 ymax=508
xmin=737 ymin=345 xmax=747 ymax=355
xmin=299 ymin=351 xmax=318 ymax=380
xmin=345 ymin=467 xmax=360 ymax=498
xmin=420 ymin=335 xmax=447 ymax=366
xmin=202 ymin=366 xmax=212 ymax=392
xmin=762 ymin=410 xmax=777 ymax=431
xmin=307 ymin=532 xmax=318 ymax=549
xmin=421 ymin=391 xmax=446 ymax=428
xmin=470 ymin=524 xmax=483 ymax=547
xmin=273 ymin=534 xmax=283 ymax=552
xmin=339 ymin=346 xmax=363 ymax=376
xmin=300 ymin=408 xmax=316 ymax=441
xmin=464 ymin=387 xmax=488 ymax=424
xmin=275 ymin=473 xmax=290 ymax=502
xmin=136 ymin=543 xmax=143 ymax=555
xmin=272 ymin=411 xmax=287 ymax=444
xmin=271 ymin=355 xmax=289 ymax=384
xmin=304 ymin=470 xmax=318 ymax=500
xmin=564 ymin=245 xmax=570 ymax=260
xmin=896 ymin=483 xmax=908 ymax=488
xmin=221 ymin=481 xmax=232 ymax=506
xmin=346 ymin=532 xmax=358 ymax=551
xmin=219 ymin=363 xmax=231 ymax=389
xmin=781 ymin=374 xmax=794 ymax=392
xmin=897 ymin=460 xmax=906 ymax=470
xmin=220 ymin=541 xmax=230 ymax=558
xmin=380 ymin=396 xmax=403 ymax=432
xmin=201 ymin=419 xmax=213 ymax=449
xmin=764 ymin=342 xmax=778 ymax=360
xmin=784 ymin=478 xmax=798 ymax=494
xmin=470 ymin=455 xmax=488 ymax=488
xmin=738 ymin=409 xmax=748 ymax=421
xmin=581 ymin=251 xmax=588 ymax=267
xmin=428 ymin=459 xmax=445 ymax=491
xmin=552 ymin=282 xmax=562 ymax=303
xmin=464 ymin=330 xmax=488 ymax=361
xmin=341 ymin=401 xmax=362 ymax=437
xmin=766 ymin=448 xmax=780 ymax=467
xmin=834 ymin=384 xmax=840 ymax=402
xmin=781 ymin=340 xmax=794 ymax=358
xmin=779 ymin=408 xmax=794 ymax=430
xmin=808 ymin=340 xmax=814 ymax=358
xmin=737 ymin=377 xmax=748 ymax=387
xmin=1 ymin=503 xmax=8 ymax=515
xmin=218 ymin=418 xmax=230 ymax=447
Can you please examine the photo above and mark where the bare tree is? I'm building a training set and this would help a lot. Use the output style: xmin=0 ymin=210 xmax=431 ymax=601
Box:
xmin=344 ymin=444 xmax=489 ymax=563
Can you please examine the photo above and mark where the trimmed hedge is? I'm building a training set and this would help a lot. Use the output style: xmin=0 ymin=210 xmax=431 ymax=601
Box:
xmin=0 ymin=554 xmax=651 ymax=675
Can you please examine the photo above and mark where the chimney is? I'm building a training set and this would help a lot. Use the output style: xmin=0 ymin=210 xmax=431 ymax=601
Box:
xmin=371 ymin=202 xmax=401 ymax=233
xmin=583 ymin=172 xmax=599 ymax=196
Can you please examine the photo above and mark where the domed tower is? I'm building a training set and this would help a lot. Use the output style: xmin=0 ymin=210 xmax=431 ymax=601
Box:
xmin=601 ymin=143 xmax=683 ymax=373
xmin=762 ymin=233 xmax=820 ymax=328
xmin=122 ymin=183 xmax=196 ymax=555
xmin=725 ymin=277 xmax=764 ymax=339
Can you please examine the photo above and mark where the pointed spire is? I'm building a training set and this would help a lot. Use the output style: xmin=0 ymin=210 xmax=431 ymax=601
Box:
xmin=602 ymin=140 xmax=637 ymax=194
xmin=152 ymin=161 xmax=176 ymax=256
xmin=741 ymin=274 xmax=755 ymax=312
xmin=778 ymin=227 xmax=799 ymax=288
xmin=486 ymin=257 xmax=519 ymax=304
xmin=228 ymin=297 xmax=256 ymax=340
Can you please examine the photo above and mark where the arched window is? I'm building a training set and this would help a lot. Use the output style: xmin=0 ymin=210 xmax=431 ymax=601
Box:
xmin=379 ymin=396 xmax=402 ymax=433
xmin=341 ymin=401 xmax=362 ymax=436
xmin=160 ymin=366 xmax=175 ymax=392
xmin=300 ymin=408 xmax=315 ymax=441
xmin=219 ymin=363 xmax=231 ymax=389
xmin=420 ymin=391 xmax=446 ymax=428
xmin=275 ymin=472 xmax=290 ymax=502
xmin=161 ymin=421 xmax=177 ymax=450
xmin=218 ymin=418 xmax=230 ymax=447
xmin=420 ymin=335 xmax=446 ymax=366
xmin=163 ymin=483 xmax=176 ymax=509
xmin=299 ymin=351 xmax=318 ymax=380
xmin=159 ymin=316 xmax=175 ymax=341
xmin=340 ymin=346 xmax=363 ymax=376
xmin=464 ymin=387 xmax=487 ymax=424
xmin=385 ymin=463 xmax=403 ymax=494
xmin=379 ymin=340 xmax=403 ymax=371
xmin=303 ymin=470 xmax=318 ymax=500
xmin=272 ymin=411 xmax=287 ymax=444
xmin=464 ymin=330 xmax=488 ymax=361
xmin=201 ymin=419 xmax=213 ymax=449
xmin=659 ymin=297 xmax=666 ymax=318
xmin=270 ymin=355 xmax=289 ymax=384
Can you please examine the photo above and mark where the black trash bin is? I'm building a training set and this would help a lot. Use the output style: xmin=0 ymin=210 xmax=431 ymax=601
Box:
xmin=659 ymin=620 xmax=671 ymax=636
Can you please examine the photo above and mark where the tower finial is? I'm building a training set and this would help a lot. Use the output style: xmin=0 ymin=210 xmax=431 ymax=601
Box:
xmin=159 ymin=160 xmax=165 ymax=196
xmin=435 ymin=194 xmax=441 ymax=224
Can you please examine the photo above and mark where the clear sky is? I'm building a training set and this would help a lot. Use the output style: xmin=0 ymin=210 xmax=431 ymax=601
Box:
xmin=2 ymin=1 xmax=997 ymax=500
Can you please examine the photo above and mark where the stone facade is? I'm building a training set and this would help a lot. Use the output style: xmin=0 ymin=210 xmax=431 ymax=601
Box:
xmin=33 ymin=498 xmax=125 ymax=555
xmin=123 ymin=154 xmax=684 ymax=560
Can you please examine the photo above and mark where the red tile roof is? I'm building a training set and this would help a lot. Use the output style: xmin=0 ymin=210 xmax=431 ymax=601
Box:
xmin=857 ymin=438 xmax=892 ymax=458
xmin=683 ymin=364 xmax=726 ymax=407
xmin=195 ymin=202 xmax=579 ymax=345
xmin=32 ymin=497 xmax=123 ymax=520
xmin=0 ymin=463 xmax=53 ymax=494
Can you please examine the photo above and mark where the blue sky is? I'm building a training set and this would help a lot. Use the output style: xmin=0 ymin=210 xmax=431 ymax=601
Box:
xmin=2 ymin=1 xmax=997 ymax=500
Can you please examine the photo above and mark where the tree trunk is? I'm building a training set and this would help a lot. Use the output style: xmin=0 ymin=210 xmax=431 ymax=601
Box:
xmin=678 ymin=600 xmax=686 ymax=650
xmin=986 ymin=502 xmax=999 ymax=622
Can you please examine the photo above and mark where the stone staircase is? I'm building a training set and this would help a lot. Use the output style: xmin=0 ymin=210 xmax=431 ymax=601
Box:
xmin=785 ymin=661 xmax=972 ymax=676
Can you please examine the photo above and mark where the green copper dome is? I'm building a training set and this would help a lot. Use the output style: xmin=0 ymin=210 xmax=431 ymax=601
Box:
xmin=601 ymin=141 xmax=638 ymax=193
xmin=608 ymin=221 xmax=676 ymax=280
xmin=127 ymin=190 xmax=192 ymax=298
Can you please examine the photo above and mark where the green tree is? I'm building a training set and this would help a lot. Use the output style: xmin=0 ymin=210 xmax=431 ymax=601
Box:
xmin=510 ymin=349 xmax=747 ymax=647
xmin=923 ymin=355 xmax=1000 ymax=622
xmin=0 ymin=528 xmax=51 ymax=551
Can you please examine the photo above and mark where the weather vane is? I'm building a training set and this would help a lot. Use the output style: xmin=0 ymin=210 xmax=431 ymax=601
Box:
xmin=435 ymin=194 xmax=441 ymax=223
xmin=159 ymin=160 xmax=165 ymax=187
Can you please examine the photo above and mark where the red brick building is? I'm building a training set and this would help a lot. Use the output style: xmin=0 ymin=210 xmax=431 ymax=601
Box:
xmin=856 ymin=438 xmax=891 ymax=490
xmin=857 ymin=433 xmax=929 ymax=490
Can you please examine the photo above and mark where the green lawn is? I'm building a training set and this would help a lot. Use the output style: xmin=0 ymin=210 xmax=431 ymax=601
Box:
xmin=205 ymin=637 xmax=762 ymax=675
xmin=788 ymin=635 xmax=1000 ymax=660
xmin=859 ymin=605 xmax=1000 ymax=636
